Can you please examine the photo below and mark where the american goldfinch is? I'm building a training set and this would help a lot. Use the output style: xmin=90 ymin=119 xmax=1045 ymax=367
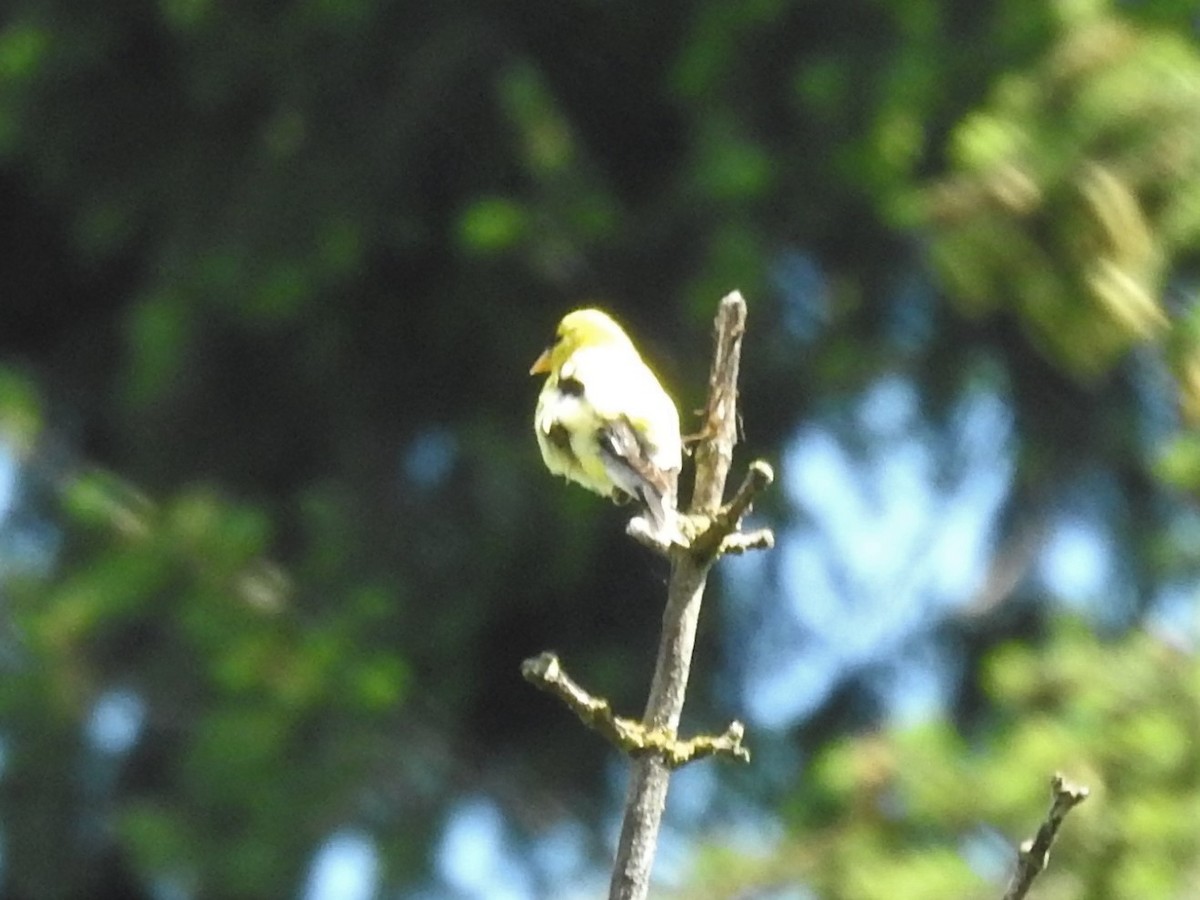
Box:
xmin=530 ymin=308 xmax=682 ymax=532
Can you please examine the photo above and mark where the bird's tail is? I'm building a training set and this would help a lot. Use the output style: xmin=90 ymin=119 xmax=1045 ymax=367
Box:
xmin=640 ymin=478 xmax=684 ymax=545
xmin=598 ymin=418 xmax=682 ymax=543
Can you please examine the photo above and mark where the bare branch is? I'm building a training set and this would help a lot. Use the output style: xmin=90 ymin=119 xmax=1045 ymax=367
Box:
xmin=660 ymin=720 xmax=750 ymax=767
xmin=521 ymin=652 xmax=643 ymax=749
xmin=521 ymin=652 xmax=749 ymax=766
xmin=689 ymin=459 xmax=774 ymax=560
xmin=520 ymin=292 xmax=768 ymax=900
xmin=625 ymin=515 xmax=677 ymax=555
xmin=609 ymin=291 xmax=756 ymax=900
xmin=718 ymin=528 xmax=775 ymax=555
xmin=690 ymin=293 xmax=746 ymax=514
xmin=1002 ymin=773 xmax=1090 ymax=900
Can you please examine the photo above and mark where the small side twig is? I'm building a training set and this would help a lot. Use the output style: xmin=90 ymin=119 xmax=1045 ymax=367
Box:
xmin=521 ymin=652 xmax=749 ymax=767
xmin=1002 ymin=773 xmax=1089 ymax=900
xmin=521 ymin=653 xmax=642 ymax=749
xmin=717 ymin=528 xmax=775 ymax=555
xmin=660 ymin=720 xmax=749 ymax=767
xmin=689 ymin=459 xmax=774 ymax=560
xmin=626 ymin=456 xmax=774 ymax=558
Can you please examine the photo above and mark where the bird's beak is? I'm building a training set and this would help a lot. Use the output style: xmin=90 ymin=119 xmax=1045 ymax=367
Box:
xmin=529 ymin=349 xmax=553 ymax=375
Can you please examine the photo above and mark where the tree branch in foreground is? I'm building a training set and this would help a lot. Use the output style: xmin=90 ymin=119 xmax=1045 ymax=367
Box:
xmin=521 ymin=652 xmax=749 ymax=766
xmin=608 ymin=291 xmax=767 ymax=900
xmin=1002 ymin=773 xmax=1089 ymax=900
xmin=626 ymin=458 xmax=774 ymax=557
xmin=521 ymin=291 xmax=769 ymax=900
xmin=690 ymin=458 xmax=774 ymax=560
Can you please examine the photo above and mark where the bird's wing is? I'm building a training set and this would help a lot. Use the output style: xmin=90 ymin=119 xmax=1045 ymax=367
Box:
xmin=595 ymin=416 xmax=677 ymax=528
xmin=565 ymin=346 xmax=681 ymax=528
xmin=566 ymin=348 xmax=682 ymax=469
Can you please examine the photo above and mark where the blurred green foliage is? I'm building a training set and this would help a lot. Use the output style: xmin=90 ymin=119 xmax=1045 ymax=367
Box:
xmin=921 ymin=3 xmax=1200 ymax=382
xmin=0 ymin=0 xmax=1197 ymax=896
xmin=684 ymin=620 xmax=1200 ymax=899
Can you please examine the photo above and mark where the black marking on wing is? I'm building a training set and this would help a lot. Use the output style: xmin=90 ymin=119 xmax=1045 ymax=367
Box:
xmin=595 ymin=417 xmax=677 ymax=528
xmin=557 ymin=376 xmax=586 ymax=398
xmin=545 ymin=422 xmax=583 ymax=473
xmin=547 ymin=422 xmax=573 ymax=454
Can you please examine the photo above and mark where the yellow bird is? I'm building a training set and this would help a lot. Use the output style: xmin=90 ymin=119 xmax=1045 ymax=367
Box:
xmin=530 ymin=308 xmax=682 ymax=532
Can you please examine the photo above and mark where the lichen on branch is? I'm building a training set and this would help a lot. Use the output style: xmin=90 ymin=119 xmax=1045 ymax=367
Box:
xmin=520 ymin=652 xmax=749 ymax=767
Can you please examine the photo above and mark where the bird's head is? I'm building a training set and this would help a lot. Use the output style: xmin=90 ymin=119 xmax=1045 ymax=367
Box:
xmin=529 ymin=308 xmax=634 ymax=375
